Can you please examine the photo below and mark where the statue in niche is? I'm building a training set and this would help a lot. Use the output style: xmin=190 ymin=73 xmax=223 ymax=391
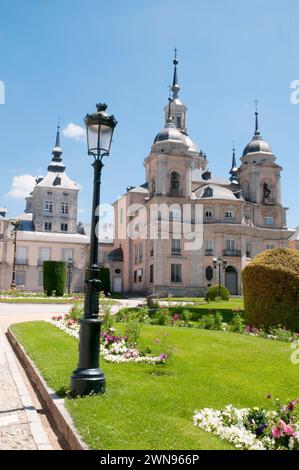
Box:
xmin=263 ymin=183 xmax=271 ymax=203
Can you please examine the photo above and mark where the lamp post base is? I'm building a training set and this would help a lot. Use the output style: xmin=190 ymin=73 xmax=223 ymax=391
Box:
xmin=70 ymin=318 xmax=106 ymax=397
xmin=71 ymin=367 xmax=106 ymax=397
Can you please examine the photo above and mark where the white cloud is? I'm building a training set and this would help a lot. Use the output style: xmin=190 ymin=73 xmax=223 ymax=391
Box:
xmin=6 ymin=174 xmax=36 ymax=199
xmin=63 ymin=122 xmax=86 ymax=141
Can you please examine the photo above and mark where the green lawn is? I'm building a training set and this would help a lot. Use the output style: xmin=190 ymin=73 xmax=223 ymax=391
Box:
xmin=11 ymin=321 xmax=299 ymax=450
xmin=161 ymin=297 xmax=244 ymax=308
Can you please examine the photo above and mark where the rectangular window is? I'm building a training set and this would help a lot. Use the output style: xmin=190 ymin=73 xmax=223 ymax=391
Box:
xmin=134 ymin=271 xmax=137 ymax=283
xmin=61 ymin=203 xmax=69 ymax=215
xmin=16 ymin=246 xmax=28 ymax=264
xmin=226 ymin=239 xmax=236 ymax=251
xmin=246 ymin=242 xmax=251 ymax=258
xmin=62 ymin=249 xmax=73 ymax=262
xmin=205 ymin=240 xmax=213 ymax=256
xmin=44 ymin=201 xmax=53 ymax=214
xmin=171 ymin=238 xmax=181 ymax=256
xmin=264 ymin=216 xmax=274 ymax=225
xmin=61 ymin=223 xmax=68 ymax=232
xmin=150 ymin=241 xmax=154 ymax=257
xmin=38 ymin=247 xmax=51 ymax=265
xmin=150 ymin=265 xmax=154 ymax=283
xmin=15 ymin=270 xmax=26 ymax=287
xmin=44 ymin=222 xmax=52 ymax=231
xmin=266 ymin=243 xmax=274 ymax=250
xmin=171 ymin=264 xmax=182 ymax=283
xmin=38 ymin=270 xmax=43 ymax=286
xmin=134 ymin=243 xmax=143 ymax=264
xmin=138 ymin=268 xmax=143 ymax=282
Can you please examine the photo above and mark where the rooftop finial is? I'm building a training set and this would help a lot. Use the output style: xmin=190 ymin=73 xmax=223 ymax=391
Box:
xmin=52 ymin=119 xmax=63 ymax=161
xmin=254 ymin=100 xmax=260 ymax=136
xmin=171 ymin=48 xmax=180 ymax=99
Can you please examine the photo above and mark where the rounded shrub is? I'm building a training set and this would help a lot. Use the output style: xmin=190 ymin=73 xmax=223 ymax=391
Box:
xmin=206 ymin=285 xmax=230 ymax=301
xmin=243 ymin=248 xmax=299 ymax=331
xmin=43 ymin=261 xmax=67 ymax=297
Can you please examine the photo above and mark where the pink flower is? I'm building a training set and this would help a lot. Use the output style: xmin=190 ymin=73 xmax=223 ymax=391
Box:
xmin=272 ymin=427 xmax=282 ymax=439
xmin=285 ymin=425 xmax=295 ymax=436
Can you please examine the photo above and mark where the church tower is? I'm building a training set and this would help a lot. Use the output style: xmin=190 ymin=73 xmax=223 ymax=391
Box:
xmin=29 ymin=125 xmax=80 ymax=233
xmin=144 ymin=52 xmax=207 ymax=199
xmin=239 ymin=106 xmax=287 ymax=229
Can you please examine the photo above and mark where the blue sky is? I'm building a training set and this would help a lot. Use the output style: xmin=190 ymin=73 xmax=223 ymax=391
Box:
xmin=0 ymin=0 xmax=299 ymax=228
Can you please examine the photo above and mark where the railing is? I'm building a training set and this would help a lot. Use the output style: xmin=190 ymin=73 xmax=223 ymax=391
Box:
xmin=223 ymin=250 xmax=241 ymax=257
xmin=16 ymin=258 xmax=28 ymax=265
xmin=205 ymin=249 xmax=214 ymax=256
xmin=171 ymin=250 xmax=182 ymax=256
xmin=37 ymin=259 xmax=50 ymax=266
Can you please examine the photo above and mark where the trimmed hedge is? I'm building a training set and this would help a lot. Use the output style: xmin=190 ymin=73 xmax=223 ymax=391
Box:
xmin=206 ymin=285 xmax=230 ymax=301
xmin=243 ymin=248 xmax=299 ymax=331
xmin=43 ymin=261 xmax=67 ymax=297
xmin=118 ymin=306 xmax=244 ymax=324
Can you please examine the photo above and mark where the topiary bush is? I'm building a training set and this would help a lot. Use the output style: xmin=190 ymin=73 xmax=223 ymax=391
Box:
xmin=243 ymin=248 xmax=299 ymax=331
xmin=206 ymin=285 xmax=230 ymax=301
xmin=43 ymin=261 xmax=67 ymax=297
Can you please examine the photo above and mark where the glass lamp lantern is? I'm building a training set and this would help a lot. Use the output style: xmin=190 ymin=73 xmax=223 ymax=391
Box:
xmin=85 ymin=103 xmax=117 ymax=157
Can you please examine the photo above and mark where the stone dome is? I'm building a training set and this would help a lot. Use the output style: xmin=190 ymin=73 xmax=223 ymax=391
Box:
xmin=243 ymin=135 xmax=272 ymax=156
xmin=154 ymin=119 xmax=199 ymax=152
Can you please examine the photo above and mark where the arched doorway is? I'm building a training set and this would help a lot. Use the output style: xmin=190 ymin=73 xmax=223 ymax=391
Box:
xmin=225 ymin=266 xmax=238 ymax=295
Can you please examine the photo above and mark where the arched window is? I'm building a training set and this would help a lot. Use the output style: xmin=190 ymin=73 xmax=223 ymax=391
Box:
xmin=170 ymin=172 xmax=180 ymax=196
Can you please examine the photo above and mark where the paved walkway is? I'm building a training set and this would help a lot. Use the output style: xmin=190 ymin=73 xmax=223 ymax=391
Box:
xmin=0 ymin=327 xmax=52 ymax=450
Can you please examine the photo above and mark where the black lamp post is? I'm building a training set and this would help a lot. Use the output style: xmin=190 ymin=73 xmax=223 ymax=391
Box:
xmin=70 ymin=103 xmax=117 ymax=397
xmin=11 ymin=220 xmax=21 ymax=290
xmin=213 ymin=256 xmax=228 ymax=297
xmin=67 ymin=257 xmax=73 ymax=295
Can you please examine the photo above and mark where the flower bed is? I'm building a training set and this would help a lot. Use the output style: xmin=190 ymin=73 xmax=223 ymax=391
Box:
xmin=49 ymin=315 xmax=167 ymax=364
xmin=194 ymin=399 xmax=299 ymax=450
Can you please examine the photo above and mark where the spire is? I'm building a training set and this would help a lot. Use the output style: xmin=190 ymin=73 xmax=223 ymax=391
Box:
xmin=229 ymin=142 xmax=239 ymax=183
xmin=48 ymin=121 xmax=65 ymax=173
xmin=254 ymin=100 xmax=261 ymax=136
xmin=52 ymin=121 xmax=63 ymax=162
xmin=171 ymin=48 xmax=180 ymax=99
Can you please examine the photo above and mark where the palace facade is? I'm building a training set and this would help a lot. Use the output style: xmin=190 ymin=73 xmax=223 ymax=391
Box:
xmin=0 ymin=56 xmax=295 ymax=295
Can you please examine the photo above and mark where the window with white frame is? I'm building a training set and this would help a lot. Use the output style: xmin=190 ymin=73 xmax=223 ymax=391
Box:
xmin=44 ymin=222 xmax=52 ymax=231
xmin=60 ymin=223 xmax=68 ymax=232
xmin=264 ymin=216 xmax=274 ymax=225
xmin=61 ymin=202 xmax=69 ymax=215
xmin=44 ymin=201 xmax=53 ymax=214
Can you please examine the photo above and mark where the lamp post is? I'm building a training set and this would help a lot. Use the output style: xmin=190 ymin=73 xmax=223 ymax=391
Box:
xmin=71 ymin=103 xmax=117 ymax=397
xmin=213 ymin=256 xmax=228 ymax=297
xmin=67 ymin=257 xmax=73 ymax=295
xmin=11 ymin=220 xmax=21 ymax=290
